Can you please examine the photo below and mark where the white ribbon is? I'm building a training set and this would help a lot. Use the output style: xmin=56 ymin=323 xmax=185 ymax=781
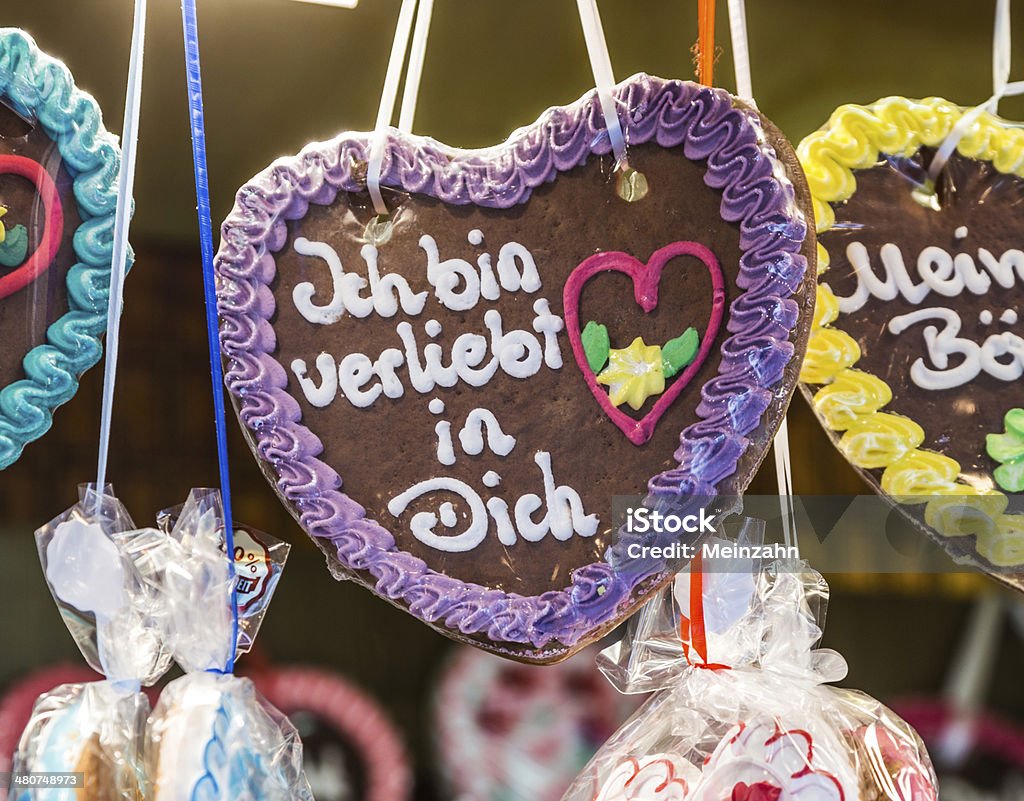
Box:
xmin=725 ymin=0 xmax=796 ymax=552
xmin=575 ymin=0 xmax=628 ymax=166
xmin=398 ymin=0 xmax=435 ymax=134
xmin=366 ymin=0 xmax=420 ymax=216
xmin=366 ymin=0 xmax=628 ymax=215
xmin=727 ymin=0 xmax=753 ymax=102
xmin=928 ymin=0 xmax=1024 ymax=184
xmin=95 ymin=0 xmax=147 ymax=509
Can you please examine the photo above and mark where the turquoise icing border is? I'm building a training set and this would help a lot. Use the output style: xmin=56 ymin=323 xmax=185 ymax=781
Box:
xmin=0 ymin=28 xmax=126 ymax=469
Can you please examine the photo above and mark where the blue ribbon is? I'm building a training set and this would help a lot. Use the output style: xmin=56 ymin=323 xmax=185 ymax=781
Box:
xmin=181 ymin=0 xmax=239 ymax=674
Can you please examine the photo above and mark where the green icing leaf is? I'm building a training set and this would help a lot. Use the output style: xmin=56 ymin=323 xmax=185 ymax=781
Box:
xmin=582 ymin=321 xmax=610 ymax=373
xmin=662 ymin=327 xmax=699 ymax=378
xmin=995 ymin=460 xmax=1024 ymax=493
xmin=0 ymin=224 xmax=28 ymax=268
xmin=987 ymin=408 xmax=1024 ymax=492
xmin=1006 ymin=408 xmax=1024 ymax=437
xmin=987 ymin=430 xmax=1024 ymax=463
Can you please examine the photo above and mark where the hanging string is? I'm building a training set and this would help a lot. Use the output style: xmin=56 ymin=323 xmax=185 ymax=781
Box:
xmin=94 ymin=0 xmax=148 ymax=513
xmin=937 ymin=594 xmax=1003 ymax=765
xmin=397 ymin=0 xmax=434 ymax=134
xmin=181 ymin=0 xmax=239 ymax=673
xmin=367 ymin=0 xmax=419 ymax=216
xmin=726 ymin=0 xmax=752 ymax=101
xmin=928 ymin=0 xmax=1024 ymax=185
xmin=721 ymin=0 xmax=797 ymax=552
xmin=696 ymin=0 xmax=716 ymax=85
xmin=773 ymin=418 xmax=797 ymax=551
xmin=575 ymin=0 xmax=629 ymax=168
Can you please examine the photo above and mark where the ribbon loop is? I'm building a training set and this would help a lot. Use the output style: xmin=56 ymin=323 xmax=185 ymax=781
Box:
xmin=181 ymin=0 xmax=239 ymax=673
xmin=928 ymin=0 xmax=1024 ymax=184
xmin=95 ymin=0 xmax=147 ymax=509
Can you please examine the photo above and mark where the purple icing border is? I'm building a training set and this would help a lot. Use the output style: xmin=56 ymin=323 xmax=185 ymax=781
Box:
xmin=215 ymin=74 xmax=808 ymax=653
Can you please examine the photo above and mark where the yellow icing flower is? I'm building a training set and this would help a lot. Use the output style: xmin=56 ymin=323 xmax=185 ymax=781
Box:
xmin=0 ymin=206 xmax=6 ymax=244
xmin=597 ymin=337 xmax=665 ymax=411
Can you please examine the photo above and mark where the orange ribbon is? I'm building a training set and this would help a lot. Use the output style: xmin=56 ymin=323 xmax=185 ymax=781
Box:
xmin=696 ymin=0 xmax=716 ymax=86
xmin=679 ymin=553 xmax=731 ymax=670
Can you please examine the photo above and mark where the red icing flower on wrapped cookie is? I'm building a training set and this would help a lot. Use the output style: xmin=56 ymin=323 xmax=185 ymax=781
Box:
xmin=692 ymin=723 xmax=846 ymax=801
xmin=594 ymin=755 xmax=701 ymax=801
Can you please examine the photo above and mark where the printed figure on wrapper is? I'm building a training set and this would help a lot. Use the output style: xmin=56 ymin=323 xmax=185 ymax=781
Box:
xmin=561 ymin=520 xmax=938 ymax=801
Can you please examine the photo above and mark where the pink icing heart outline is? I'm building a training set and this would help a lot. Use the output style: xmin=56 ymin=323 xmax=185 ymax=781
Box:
xmin=563 ymin=241 xmax=726 ymax=445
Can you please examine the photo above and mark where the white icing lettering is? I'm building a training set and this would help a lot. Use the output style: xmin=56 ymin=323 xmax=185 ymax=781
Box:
xmin=338 ymin=353 xmax=381 ymax=408
xmin=290 ymin=353 xmax=338 ymax=408
xmin=532 ymin=298 xmax=565 ymax=369
xmin=387 ymin=451 xmax=597 ymax=552
xmin=888 ymin=307 xmax=1024 ymax=389
xmin=420 ymin=234 xmax=481 ymax=311
xmin=834 ymin=239 xmax=1024 ymax=313
xmin=292 ymin=238 xmax=426 ymax=323
xmin=458 ymin=409 xmax=517 ymax=457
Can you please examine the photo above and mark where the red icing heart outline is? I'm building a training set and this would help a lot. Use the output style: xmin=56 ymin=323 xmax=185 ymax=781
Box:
xmin=563 ymin=241 xmax=726 ymax=446
xmin=0 ymin=154 xmax=63 ymax=301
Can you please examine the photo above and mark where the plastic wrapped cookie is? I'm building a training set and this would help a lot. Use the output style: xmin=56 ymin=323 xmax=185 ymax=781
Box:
xmin=144 ymin=489 xmax=313 ymax=801
xmin=11 ymin=486 xmax=170 ymax=801
xmin=564 ymin=526 xmax=937 ymax=801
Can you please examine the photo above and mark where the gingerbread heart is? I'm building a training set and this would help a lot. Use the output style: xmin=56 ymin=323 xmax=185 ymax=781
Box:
xmin=0 ymin=29 xmax=123 ymax=469
xmin=798 ymin=97 xmax=1024 ymax=585
xmin=215 ymin=74 xmax=816 ymax=662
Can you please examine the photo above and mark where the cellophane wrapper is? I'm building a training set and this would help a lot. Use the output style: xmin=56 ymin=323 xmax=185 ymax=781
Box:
xmin=563 ymin=533 xmax=938 ymax=801
xmin=155 ymin=488 xmax=289 ymax=671
xmin=146 ymin=489 xmax=313 ymax=801
xmin=146 ymin=673 xmax=313 ymax=801
xmin=8 ymin=683 xmax=149 ymax=801
xmin=11 ymin=485 xmax=165 ymax=801
xmin=33 ymin=484 xmax=171 ymax=685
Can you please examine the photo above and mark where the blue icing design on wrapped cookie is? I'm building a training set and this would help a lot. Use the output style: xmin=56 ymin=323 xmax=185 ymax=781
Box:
xmin=150 ymin=674 xmax=312 ymax=801
xmin=0 ymin=28 xmax=129 ymax=469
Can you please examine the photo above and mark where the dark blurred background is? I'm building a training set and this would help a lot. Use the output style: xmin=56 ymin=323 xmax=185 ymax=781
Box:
xmin=2 ymin=0 xmax=1024 ymax=798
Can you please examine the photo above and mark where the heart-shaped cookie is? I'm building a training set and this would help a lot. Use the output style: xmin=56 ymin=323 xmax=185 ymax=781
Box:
xmin=215 ymin=74 xmax=816 ymax=661
xmin=798 ymin=97 xmax=1024 ymax=585
xmin=0 ymin=29 xmax=123 ymax=469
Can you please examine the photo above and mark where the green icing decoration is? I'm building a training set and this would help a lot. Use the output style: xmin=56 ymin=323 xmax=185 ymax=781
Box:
xmin=986 ymin=408 xmax=1024 ymax=492
xmin=662 ymin=327 xmax=699 ymax=378
xmin=0 ymin=224 xmax=28 ymax=268
xmin=582 ymin=320 xmax=610 ymax=373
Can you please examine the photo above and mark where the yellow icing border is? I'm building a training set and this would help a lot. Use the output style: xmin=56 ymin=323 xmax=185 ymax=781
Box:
xmin=797 ymin=96 xmax=1024 ymax=568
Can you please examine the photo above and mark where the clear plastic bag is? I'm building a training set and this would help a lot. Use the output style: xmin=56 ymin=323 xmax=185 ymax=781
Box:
xmin=12 ymin=485 xmax=165 ymax=801
xmin=8 ymin=682 xmax=149 ymax=801
xmin=564 ymin=530 xmax=938 ymax=801
xmin=34 ymin=484 xmax=171 ymax=686
xmin=144 ymin=488 xmax=313 ymax=801
xmin=147 ymin=673 xmax=313 ymax=801
xmin=156 ymin=490 xmax=290 ymax=660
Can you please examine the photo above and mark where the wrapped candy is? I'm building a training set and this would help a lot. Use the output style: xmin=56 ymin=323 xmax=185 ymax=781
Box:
xmin=10 ymin=485 xmax=172 ymax=800
xmin=144 ymin=489 xmax=313 ymax=801
xmin=563 ymin=521 xmax=938 ymax=801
